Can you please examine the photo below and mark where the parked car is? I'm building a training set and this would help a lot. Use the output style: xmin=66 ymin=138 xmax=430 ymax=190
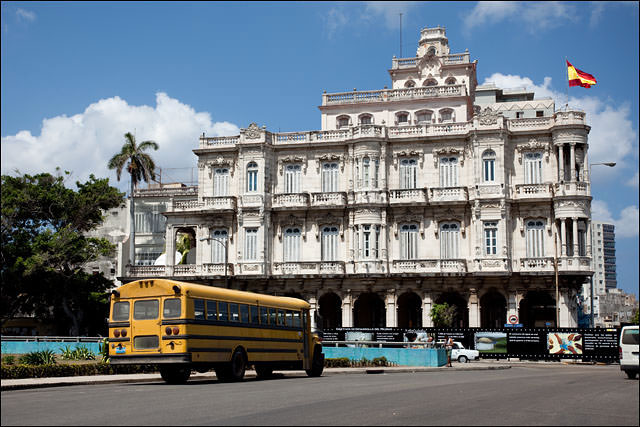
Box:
xmin=619 ymin=325 xmax=639 ymax=379
xmin=451 ymin=341 xmax=480 ymax=363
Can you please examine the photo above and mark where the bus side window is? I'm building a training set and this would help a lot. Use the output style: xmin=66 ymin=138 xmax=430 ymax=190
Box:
xmin=260 ymin=307 xmax=269 ymax=325
xmin=278 ymin=310 xmax=286 ymax=327
xmin=269 ymin=308 xmax=277 ymax=325
xmin=292 ymin=311 xmax=301 ymax=328
xmin=250 ymin=306 xmax=259 ymax=324
xmin=218 ymin=302 xmax=229 ymax=321
xmin=163 ymin=298 xmax=181 ymax=319
xmin=206 ymin=300 xmax=217 ymax=320
xmin=239 ymin=304 xmax=249 ymax=323
xmin=194 ymin=299 xmax=205 ymax=320
xmin=287 ymin=311 xmax=294 ymax=327
xmin=229 ymin=303 xmax=239 ymax=322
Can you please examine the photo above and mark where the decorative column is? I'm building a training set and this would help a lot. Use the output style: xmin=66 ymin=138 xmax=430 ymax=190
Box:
xmin=558 ymin=144 xmax=565 ymax=181
xmin=385 ymin=289 xmax=397 ymax=327
xmin=572 ymin=217 xmax=579 ymax=257
xmin=586 ymin=219 xmax=592 ymax=256
xmin=569 ymin=143 xmax=576 ymax=182
xmin=341 ymin=291 xmax=353 ymax=327
xmin=468 ymin=288 xmax=480 ymax=328
xmin=422 ymin=292 xmax=433 ymax=327
xmin=507 ymin=289 xmax=522 ymax=321
xmin=165 ymin=225 xmax=175 ymax=276
xmin=560 ymin=219 xmax=567 ymax=256
xmin=308 ymin=295 xmax=318 ymax=330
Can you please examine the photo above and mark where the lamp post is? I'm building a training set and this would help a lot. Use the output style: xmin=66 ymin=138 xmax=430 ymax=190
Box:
xmin=588 ymin=162 xmax=616 ymax=327
xmin=200 ymin=236 xmax=229 ymax=288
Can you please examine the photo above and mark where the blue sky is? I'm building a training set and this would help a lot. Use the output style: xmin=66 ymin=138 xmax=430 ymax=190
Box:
xmin=1 ymin=1 xmax=638 ymax=297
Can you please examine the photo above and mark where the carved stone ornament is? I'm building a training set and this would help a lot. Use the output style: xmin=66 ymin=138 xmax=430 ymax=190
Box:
xmin=433 ymin=147 xmax=465 ymax=166
xmin=517 ymin=138 xmax=550 ymax=163
xmin=478 ymin=107 xmax=500 ymax=126
xmin=245 ymin=122 xmax=261 ymax=139
xmin=279 ymin=155 xmax=307 ymax=174
xmin=315 ymin=213 xmax=344 ymax=239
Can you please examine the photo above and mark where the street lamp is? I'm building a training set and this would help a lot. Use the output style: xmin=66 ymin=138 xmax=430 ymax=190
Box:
xmin=199 ymin=236 xmax=229 ymax=288
xmin=588 ymin=161 xmax=616 ymax=328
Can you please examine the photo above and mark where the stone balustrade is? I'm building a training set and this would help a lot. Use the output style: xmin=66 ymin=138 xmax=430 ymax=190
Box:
xmin=475 ymin=184 xmax=503 ymax=198
xmin=559 ymin=256 xmax=592 ymax=273
xmin=473 ymin=258 xmax=511 ymax=273
xmin=553 ymin=181 xmax=590 ymax=197
xmin=389 ymin=188 xmax=428 ymax=205
xmin=514 ymin=183 xmax=552 ymax=199
xmin=519 ymin=257 xmax=555 ymax=273
xmin=241 ymin=194 xmax=264 ymax=207
xmin=272 ymin=261 xmax=346 ymax=276
xmin=272 ymin=193 xmax=310 ymax=209
xmin=310 ymin=192 xmax=347 ymax=207
xmin=322 ymin=84 xmax=466 ymax=106
xmin=199 ymin=135 xmax=240 ymax=148
xmin=391 ymin=52 xmax=470 ymax=69
xmin=429 ymin=186 xmax=468 ymax=203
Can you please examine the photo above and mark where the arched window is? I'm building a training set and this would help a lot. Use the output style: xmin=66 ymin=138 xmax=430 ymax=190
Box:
xmin=399 ymin=223 xmax=419 ymax=260
xmin=210 ymin=229 xmax=228 ymax=263
xmin=427 ymin=46 xmax=437 ymax=56
xmin=423 ymin=78 xmax=438 ymax=87
xmin=404 ymin=80 xmax=416 ymax=88
xmin=439 ymin=156 xmax=459 ymax=187
xmin=213 ymin=168 xmax=229 ymax=196
xmin=284 ymin=164 xmax=301 ymax=193
xmin=321 ymin=226 xmax=339 ymax=261
xmin=246 ymin=162 xmax=258 ymax=192
xmin=399 ymin=158 xmax=418 ymax=189
xmin=336 ymin=115 xmax=351 ymax=129
xmin=322 ymin=162 xmax=339 ymax=192
xmin=524 ymin=152 xmax=543 ymax=184
xmin=483 ymin=221 xmax=498 ymax=256
xmin=525 ymin=220 xmax=545 ymax=257
xmin=395 ymin=111 xmax=410 ymax=125
xmin=356 ymin=224 xmax=380 ymax=259
xmin=415 ymin=110 xmax=433 ymax=124
xmin=482 ymin=150 xmax=496 ymax=182
xmin=284 ymin=227 xmax=301 ymax=262
xmin=359 ymin=114 xmax=373 ymax=125
xmin=439 ymin=108 xmax=454 ymax=123
xmin=358 ymin=156 xmax=379 ymax=189
xmin=440 ymin=222 xmax=460 ymax=259
xmin=445 ymin=77 xmax=457 ymax=85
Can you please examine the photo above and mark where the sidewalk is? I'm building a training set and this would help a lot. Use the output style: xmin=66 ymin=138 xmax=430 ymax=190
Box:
xmin=1 ymin=362 xmax=513 ymax=391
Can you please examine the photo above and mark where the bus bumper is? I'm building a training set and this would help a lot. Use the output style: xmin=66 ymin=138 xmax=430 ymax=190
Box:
xmin=109 ymin=354 xmax=191 ymax=365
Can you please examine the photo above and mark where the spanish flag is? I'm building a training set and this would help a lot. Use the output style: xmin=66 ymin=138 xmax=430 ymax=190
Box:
xmin=567 ymin=60 xmax=597 ymax=88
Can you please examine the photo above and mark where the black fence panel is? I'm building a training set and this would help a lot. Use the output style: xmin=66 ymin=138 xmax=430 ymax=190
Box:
xmin=322 ymin=327 xmax=620 ymax=361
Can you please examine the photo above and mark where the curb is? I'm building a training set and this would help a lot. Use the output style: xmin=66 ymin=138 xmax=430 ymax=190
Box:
xmin=1 ymin=364 xmax=512 ymax=391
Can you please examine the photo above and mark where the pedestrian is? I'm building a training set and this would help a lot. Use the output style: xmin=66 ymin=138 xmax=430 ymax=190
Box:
xmin=445 ymin=335 xmax=454 ymax=367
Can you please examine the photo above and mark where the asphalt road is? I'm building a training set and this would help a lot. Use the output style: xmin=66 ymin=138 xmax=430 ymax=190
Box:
xmin=1 ymin=365 xmax=637 ymax=426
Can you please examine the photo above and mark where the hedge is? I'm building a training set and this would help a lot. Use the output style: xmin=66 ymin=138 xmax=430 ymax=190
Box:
xmin=1 ymin=363 xmax=158 ymax=380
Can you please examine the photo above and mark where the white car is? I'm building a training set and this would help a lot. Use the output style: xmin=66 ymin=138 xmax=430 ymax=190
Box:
xmin=619 ymin=325 xmax=639 ymax=379
xmin=451 ymin=341 xmax=480 ymax=363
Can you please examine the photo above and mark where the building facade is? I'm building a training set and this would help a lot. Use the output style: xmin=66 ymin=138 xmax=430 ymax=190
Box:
xmin=121 ymin=27 xmax=594 ymax=328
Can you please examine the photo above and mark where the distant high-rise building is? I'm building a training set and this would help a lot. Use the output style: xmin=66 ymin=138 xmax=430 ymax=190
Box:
xmin=583 ymin=221 xmax=617 ymax=324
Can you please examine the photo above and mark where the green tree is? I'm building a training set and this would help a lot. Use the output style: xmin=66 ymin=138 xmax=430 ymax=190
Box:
xmin=1 ymin=170 xmax=124 ymax=335
xmin=107 ymin=132 xmax=159 ymax=266
xmin=430 ymin=302 xmax=457 ymax=328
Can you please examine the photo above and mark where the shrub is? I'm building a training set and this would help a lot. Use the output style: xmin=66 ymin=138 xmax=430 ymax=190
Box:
xmin=1 ymin=363 xmax=159 ymax=379
xmin=325 ymin=358 xmax=351 ymax=368
xmin=2 ymin=355 xmax=16 ymax=365
xmin=19 ymin=350 xmax=57 ymax=366
xmin=99 ymin=338 xmax=109 ymax=363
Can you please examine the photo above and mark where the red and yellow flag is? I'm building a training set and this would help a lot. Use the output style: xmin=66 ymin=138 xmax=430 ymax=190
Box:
xmin=567 ymin=60 xmax=597 ymax=88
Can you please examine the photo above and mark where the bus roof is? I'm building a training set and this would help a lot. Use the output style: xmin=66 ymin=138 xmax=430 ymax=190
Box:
xmin=115 ymin=279 xmax=310 ymax=310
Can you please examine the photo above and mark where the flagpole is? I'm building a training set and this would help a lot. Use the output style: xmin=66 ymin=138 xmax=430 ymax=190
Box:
xmin=565 ymin=57 xmax=569 ymax=111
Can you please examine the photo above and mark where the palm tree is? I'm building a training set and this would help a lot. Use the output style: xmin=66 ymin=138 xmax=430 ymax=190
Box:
xmin=108 ymin=132 xmax=159 ymax=266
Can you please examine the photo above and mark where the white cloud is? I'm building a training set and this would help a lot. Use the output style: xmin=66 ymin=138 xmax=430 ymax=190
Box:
xmin=592 ymin=200 xmax=639 ymax=238
xmin=463 ymin=1 xmax=576 ymax=34
xmin=1 ymin=93 xmax=239 ymax=190
xmin=323 ymin=2 xmax=418 ymax=39
xmin=626 ymin=171 xmax=639 ymax=187
xmin=16 ymin=8 xmax=36 ymax=23
xmin=481 ymin=73 xmax=639 ymax=174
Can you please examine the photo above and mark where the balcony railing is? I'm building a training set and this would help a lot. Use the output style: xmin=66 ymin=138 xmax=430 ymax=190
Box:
xmin=199 ymin=135 xmax=240 ymax=148
xmin=553 ymin=182 xmax=590 ymax=197
xmin=507 ymin=117 xmax=554 ymax=131
xmin=519 ymin=257 xmax=555 ymax=272
xmin=389 ymin=188 xmax=428 ymax=205
xmin=391 ymin=259 xmax=467 ymax=274
xmin=514 ymin=183 xmax=552 ymax=199
xmin=559 ymin=256 xmax=592 ymax=273
xmin=430 ymin=187 xmax=468 ymax=203
xmin=473 ymin=258 xmax=510 ymax=273
xmin=310 ymin=192 xmax=347 ymax=207
xmin=475 ymin=184 xmax=503 ymax=198
xmin=272 ymin=261 xmax=346 ymax=275
xmin=241 ymin=194 xmax=263 ymax=207
xmin=388 ymin=122 xmax=470 ymax=138
xmin=391 ymin=53 xmax=470 ymax=69
xmin=272 ymin=193 xmax=310 ymax=209
xmin=322 ymin=85 xmax=466 ymax=106
xmin=171 ymin=196 xmax=236 ymax=211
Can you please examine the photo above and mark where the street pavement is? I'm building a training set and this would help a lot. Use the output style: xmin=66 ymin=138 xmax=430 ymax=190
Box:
xmin=2 ymin=359 xmax=608 ymax=391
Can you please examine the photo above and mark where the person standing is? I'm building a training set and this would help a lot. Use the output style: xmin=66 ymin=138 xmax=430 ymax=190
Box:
xmin=445 ymin=335 xmax=454 ymax=367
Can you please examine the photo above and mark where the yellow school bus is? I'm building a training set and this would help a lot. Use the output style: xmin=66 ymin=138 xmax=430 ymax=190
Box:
xmin=108 ymin=279 xmax=324 ymax=384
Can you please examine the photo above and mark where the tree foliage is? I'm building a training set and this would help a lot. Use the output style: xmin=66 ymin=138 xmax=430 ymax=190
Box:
xmin=430 ymin=302 xmax=457 ymax=328
xmin=1 ymin=170 xmax=124 ymax=335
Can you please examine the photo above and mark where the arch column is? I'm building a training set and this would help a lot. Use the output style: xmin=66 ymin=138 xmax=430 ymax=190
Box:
xmin=569 ymin=143 xmax=576 ymax=182
xmin=560 ymin=219 xmax=567 ymax=256
xmin=422 ymin=292 xmax=433 ymax=327
xmin=558 ymin=144 xmax=565 ymax=181
xmin=308 ymin=295 xmax=318 ymax=330
xmin=385 ymin=289 xmax=397 ymax=327
xmin=507 ymin=288 xmax=522 ymax=321
xmin=165 ymin=225 xmax=175 ymax=276
xmin=468 ymin=288 xmax=480 ymax=327
xmin=342 ymin=291 xmax=353 ymax=327
xmin=572 ymin=217 xmax=579 ymax=257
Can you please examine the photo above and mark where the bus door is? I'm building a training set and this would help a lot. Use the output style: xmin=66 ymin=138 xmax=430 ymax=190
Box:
xmin=302 ymin=309 xmax=310 ymax=368
xmin=131 ymin=298 xmax=162 ymax=353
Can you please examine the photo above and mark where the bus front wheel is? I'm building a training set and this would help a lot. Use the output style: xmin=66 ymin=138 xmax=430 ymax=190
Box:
xmin=306 ymin=346 xmax=324 ymax=377
xmin=160 ymin=365 xmax=191 ymax=384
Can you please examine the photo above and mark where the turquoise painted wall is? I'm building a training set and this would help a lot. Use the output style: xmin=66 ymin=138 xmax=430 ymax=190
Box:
xmin=2 ymin=341 xmax=101 ymax=355
xmin=323 ymin=347 xmax=446 ymax=367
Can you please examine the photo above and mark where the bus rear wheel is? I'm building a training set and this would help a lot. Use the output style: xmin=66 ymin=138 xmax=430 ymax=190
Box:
xmin=217 ymin=348 xmax=246 ymax=382
xmin=160 ymin=365 xmax=191 ymax=384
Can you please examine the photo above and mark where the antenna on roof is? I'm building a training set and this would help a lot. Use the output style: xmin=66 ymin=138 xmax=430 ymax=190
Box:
xmin=399 ymin=13 xmax=403 ymax=58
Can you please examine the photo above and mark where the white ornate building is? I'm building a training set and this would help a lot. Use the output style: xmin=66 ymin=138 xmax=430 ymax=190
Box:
xmin=121 ymin=27 xmax=593 ymax=328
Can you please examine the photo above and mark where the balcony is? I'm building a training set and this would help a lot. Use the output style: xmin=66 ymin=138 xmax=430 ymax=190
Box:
xmin=390 ymin=259 xmax=467 ymax=275
xmin=126 ymin=263 xmax=234 ymax=278
xmin=321 ymin=85 xmax=467 ymax=107
xmin=507 ymin=117 xmax=554 ymax=132
xmin=390 ymin=52 xmax=470 ymax=69
xmin=272 ymin=193 xmax=310 ymax=210
xmin=558 ymin=256 xmax=592 ymax=273
xmin=352 ymin=260 xmax=386 ymax=275
xmin=310 ymin=192 xmax=347 ymax=208
xmin=199 ymin=135 xmax=240 ymax=149
xmin=474 ymin=184 xmax=504 ymax=198
xmin=514 ymin=183 xmax=552 ymax=200
xmin=352 ymin=190 xmax=388 ymax=205
xmin=429 ymin=187 xmax=468 ymax=203
xmin=389 ymin=188 xmax=428 ymax=205
xmin=553 ymin=182 xmax=590 ymax=197
xmin=241 ymin=194 xmax=264 ymax=208
xmin=388 ymin=123 xmax=470 ymax=139
xmin=272 ymin=261 xmax=346 ymax=276
xmin=473 ymin=258 xmax=510 ymax=274
xmin=236 ymin=263 xmax=264 ymax=275
xmin=202 ymin=196 xmax=236 ymax=210
xmin=518 ymin=257 xmax=555 ymax=274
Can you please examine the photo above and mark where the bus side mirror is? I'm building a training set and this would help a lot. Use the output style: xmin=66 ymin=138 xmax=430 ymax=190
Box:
xmin=111 ymin=290 xmax=120 ymax=298
xmin=172 ymin=285 xmax=181 ymax=294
